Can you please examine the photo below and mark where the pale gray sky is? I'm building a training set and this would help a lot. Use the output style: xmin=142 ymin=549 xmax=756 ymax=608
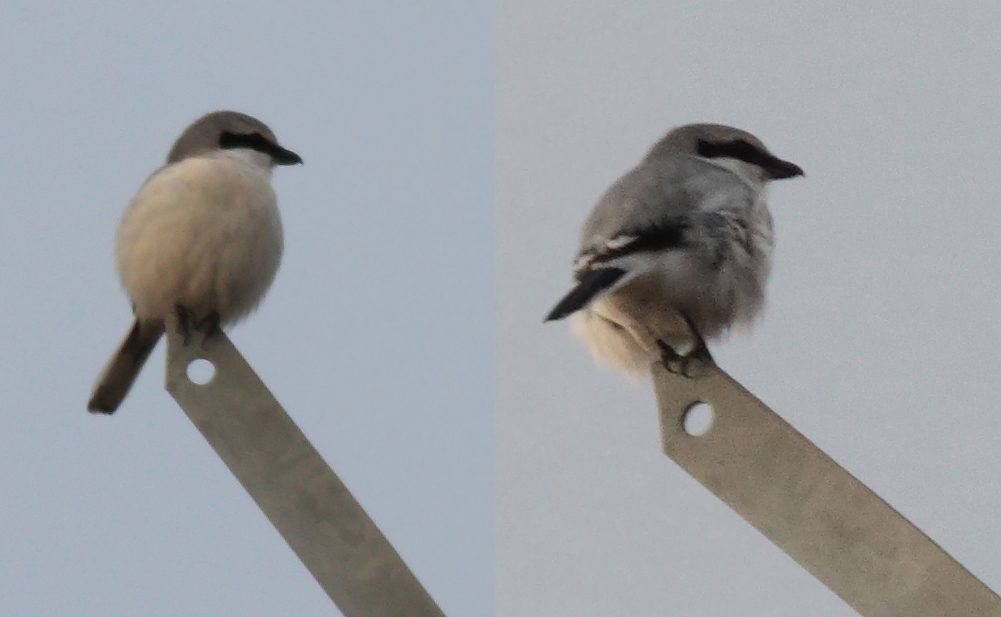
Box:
xmin=0 ymin=2 xmax=491 ymax=616
xmin=499 ymin=2 xmax=1001 ymax=615
xmin=3 ymin=2 xmax=1000 ymax=616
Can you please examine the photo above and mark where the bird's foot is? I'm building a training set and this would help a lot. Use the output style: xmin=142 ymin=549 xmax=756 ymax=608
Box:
xmin=173 ymin=306 xmax=221 ymax=348
xmin=194 ymin=311 xmax=222 ymax=339
xmin=657 ymin=338 xmax=713 ymax=378
xmin=174 ymin=305 xmax=196 ymax=346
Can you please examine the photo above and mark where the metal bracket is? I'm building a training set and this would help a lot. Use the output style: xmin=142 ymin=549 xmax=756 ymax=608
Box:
xmin=164 ymin=320 xmax=446 ymax=617
xmin=652 ymin=359 xmax=1001 ymax=617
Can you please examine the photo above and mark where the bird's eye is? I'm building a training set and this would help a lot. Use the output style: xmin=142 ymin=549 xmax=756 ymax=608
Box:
xmin=697 ymin=139 xmax=757 ymax=160
xmin=219 ymin=131 xmax=241 ymax=149
xmin=696 ymin=139 xmax=719 ymax=158
xmin=219 ymin=131 xmax=269 ymax=150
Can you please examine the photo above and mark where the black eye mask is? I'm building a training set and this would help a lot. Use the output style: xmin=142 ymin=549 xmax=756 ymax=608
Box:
xmin=697 ymin=138 xmax=802 ymax=179
xmin=219 ymin=131 xmax=303 ymax=165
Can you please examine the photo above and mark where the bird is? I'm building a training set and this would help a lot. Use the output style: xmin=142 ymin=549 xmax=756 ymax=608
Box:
xmin=544 ymin=123 xmax=803 ymax=378
xmin=87 ymin=110 xmax=302 ymax=413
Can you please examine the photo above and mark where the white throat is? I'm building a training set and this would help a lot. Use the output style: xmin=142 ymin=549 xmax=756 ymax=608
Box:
xmin=700 ymin=156 xmax=765 ymax=192
xmin=223 ymin=148 xmax=274 ymax=174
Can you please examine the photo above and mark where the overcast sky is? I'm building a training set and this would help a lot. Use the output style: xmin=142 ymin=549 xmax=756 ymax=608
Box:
xmin=499 ymin=1 xmax=1001 ymax=615
xmin=0 ymin=2 xmax=491 ymax=616
xmin=3 ymin=2 xmax=1001 ymax=617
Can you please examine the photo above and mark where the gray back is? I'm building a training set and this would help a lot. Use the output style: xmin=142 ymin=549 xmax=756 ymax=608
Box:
xmin=579 ymin=155 xmax=754 ymax=254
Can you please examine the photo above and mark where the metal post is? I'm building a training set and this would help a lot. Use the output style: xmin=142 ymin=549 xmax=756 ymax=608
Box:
xmin=652 ymin=358 xmax=1001 ymax=617
xmin=164 ymin=320 xmax=447 ymax=617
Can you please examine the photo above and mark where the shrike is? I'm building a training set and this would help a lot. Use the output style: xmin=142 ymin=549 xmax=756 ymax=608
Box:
xmin=88 ymin=110 xmax=302 ymax=414
xmin=544 ymin=123 xmax=803 ymax=378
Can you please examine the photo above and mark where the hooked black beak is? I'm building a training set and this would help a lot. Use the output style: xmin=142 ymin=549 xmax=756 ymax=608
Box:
xmin=765 ymin=157 xmax=804 ymax=180
xmin=271 ymin=145 xmax=303 ymax=166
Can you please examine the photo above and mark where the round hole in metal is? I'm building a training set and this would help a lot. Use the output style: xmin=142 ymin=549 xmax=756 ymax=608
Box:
xmin=683 ymin=402 xmax=714 ymax=436
xmin=186 ymin=358 xmax=215 ymax=385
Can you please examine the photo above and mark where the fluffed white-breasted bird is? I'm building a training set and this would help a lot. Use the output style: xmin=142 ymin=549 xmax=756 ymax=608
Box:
xmin=88 ymin=111 xmax=302 ymax=413
xmin=544 ymin=123 xmax=803 ymax=378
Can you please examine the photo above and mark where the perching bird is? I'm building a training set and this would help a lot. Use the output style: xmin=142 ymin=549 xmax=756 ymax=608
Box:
xmin=88 ymin=111 xmax=302 ymax=413
xmin=544 ymin=123 xmax=803 ymax=378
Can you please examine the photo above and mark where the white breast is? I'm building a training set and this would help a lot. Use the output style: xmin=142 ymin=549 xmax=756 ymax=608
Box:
xmin=115 ymin=151 xmax=284 ymax=324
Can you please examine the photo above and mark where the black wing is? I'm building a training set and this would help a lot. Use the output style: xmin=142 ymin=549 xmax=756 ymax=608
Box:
xmin=574 ymin=218 xmax=690 ymax=273
xmin=544 ymin=267 xmax=629 ymax=322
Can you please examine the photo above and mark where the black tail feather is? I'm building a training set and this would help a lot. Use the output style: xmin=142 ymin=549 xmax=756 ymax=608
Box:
xmin=87 ymin=318 xmax=164 ymax=414
xmin=544 ymin=268 xmax=629 ymax=322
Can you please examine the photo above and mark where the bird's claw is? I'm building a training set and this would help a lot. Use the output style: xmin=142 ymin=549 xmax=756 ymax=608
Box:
xmin=173 ymin=305 xmax=221 ymax=348
xmin=657 ymin=339 xmax=713 ymax=378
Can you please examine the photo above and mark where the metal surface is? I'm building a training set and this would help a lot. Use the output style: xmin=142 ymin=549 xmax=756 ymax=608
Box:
xmin=164 ymin=321 xmax=446 ymax=617
xmin=652 ymin=358 xmax=1001 ymax=617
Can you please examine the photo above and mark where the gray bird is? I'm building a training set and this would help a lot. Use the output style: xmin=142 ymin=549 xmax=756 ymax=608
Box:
xmin=544 ymin=123 xmax=803 ymax=378
xmin=88 ymin=111 xmax=302 ymax=413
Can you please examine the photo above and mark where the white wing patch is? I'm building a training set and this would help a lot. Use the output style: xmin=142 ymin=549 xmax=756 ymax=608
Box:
xmin=574 ymin=234 xmax=638 ymax=274
xmin=605 ymin=234 xmax=637 ymax=250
